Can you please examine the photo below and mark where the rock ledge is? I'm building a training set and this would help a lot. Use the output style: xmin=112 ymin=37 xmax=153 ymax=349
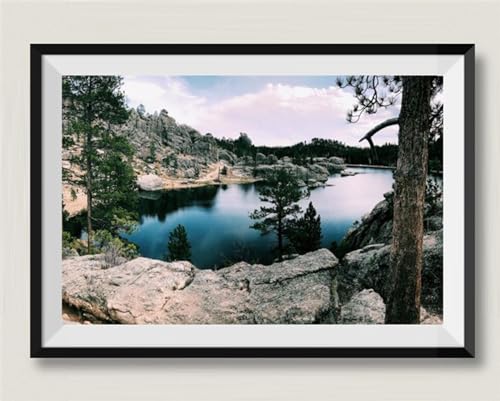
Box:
xmin=63 ymin=249 xmax=339 ymax=324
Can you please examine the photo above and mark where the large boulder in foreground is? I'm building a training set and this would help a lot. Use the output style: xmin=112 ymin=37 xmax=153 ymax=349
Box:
xmin=137 ymin=174 xmax=164 ymax=191
xmin=339 ymin=289 xmax=442 ymax=324
xmin=337 ymin=230 xmax=443 ymax=314
xmin=63 ymin=249 xmax=339 ymax=324
xmin=340 ymin=289 xmax=386 ymax=324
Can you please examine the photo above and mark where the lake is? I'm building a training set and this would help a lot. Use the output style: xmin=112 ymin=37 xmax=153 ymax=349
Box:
xmin=122 ymin=167 xmax=395 ymax=269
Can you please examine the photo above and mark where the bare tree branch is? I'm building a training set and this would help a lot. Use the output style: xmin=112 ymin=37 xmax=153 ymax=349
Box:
xmin=358 ymin=117 xmax=399 ymax=164
xmin=359 ymin=117 xmax=399 ymax=143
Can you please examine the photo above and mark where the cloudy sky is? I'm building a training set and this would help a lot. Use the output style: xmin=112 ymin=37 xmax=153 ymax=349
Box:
xmin=122 ymin=75 xmax=401 ymax=147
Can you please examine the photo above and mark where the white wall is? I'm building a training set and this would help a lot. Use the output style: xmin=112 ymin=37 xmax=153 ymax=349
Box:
xmin=1 ymin=0 xmax=498 ymax=400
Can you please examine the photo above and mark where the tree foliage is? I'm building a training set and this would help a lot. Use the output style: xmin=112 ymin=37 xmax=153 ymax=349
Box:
xmin=167 ymin=224 xmax=192 ymax=261
xmin=249 ymin=169 xmax=308 ymax=261
xmin=336 ymin=75 xmax=443 ymax=169
xmin=146 ymin=141 xmax=157 ymax=163
xmin=234 ymin=132 xmax=253 ymax=156
xmin=215 ymin=134 xmax=441 ymax=169
xmin=336 ymin=75 xmax=403 ymax=122
xmin=63 ymin=76 xmax=137 ymax=252
xmin=94 ymin=229 xmax=139 ymax=266
xmin=288 ymin=202 xmax=322 ymax=254
xmin=92 ymin=133 xmax=138 ymax=228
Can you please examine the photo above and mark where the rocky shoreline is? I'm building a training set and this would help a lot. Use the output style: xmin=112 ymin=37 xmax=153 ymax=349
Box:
xmin=62 ymin=190 xmax=443 ymax=325
xmin=135 ymin=155 xmax=346 ymax=192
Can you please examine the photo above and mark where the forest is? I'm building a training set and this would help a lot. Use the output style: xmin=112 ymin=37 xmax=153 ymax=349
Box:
xmin=215 ymin=131 xmax=442 ymax=171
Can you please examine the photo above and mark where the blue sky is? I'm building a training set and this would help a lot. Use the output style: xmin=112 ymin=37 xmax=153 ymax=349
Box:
xmin=122 ymin=75 xmax=401 ymax=147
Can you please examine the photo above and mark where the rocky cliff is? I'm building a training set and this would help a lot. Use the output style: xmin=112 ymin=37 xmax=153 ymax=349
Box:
xmin=121 ymin=109 xmax=345 ymax=188
xmin=337 ymin=230 xmax=443 ymax=315
xmin=120 ymin=109 xmax=224 ymax=179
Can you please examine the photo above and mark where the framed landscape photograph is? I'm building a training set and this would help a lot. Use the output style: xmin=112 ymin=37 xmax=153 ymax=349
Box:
xmin=31 ymin=44 xmax=474 ymax=357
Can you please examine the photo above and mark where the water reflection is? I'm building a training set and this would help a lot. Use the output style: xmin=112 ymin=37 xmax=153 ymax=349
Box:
xmin=122 ymin=167 xmax=395 ymax=269
xmin=139 ymin=185 xmax=219 ymax=222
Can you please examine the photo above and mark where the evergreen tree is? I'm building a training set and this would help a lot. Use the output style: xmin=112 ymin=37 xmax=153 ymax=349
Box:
xmin=136 ymin=104 xmax=146 ymax=117
xmin=234 ymin=132 xmax=253 ymax=156
xmin=337 ymin=75 xmax=441 ymax=323
xmin=91 ymin=132 xmax=138 ymax=233
xmin=63 ymin=76 xmax=134 ymax=253
xmin=167 ymin=224 xmax=192 ymax=261
xmin=288 ymin=202 xmax=322 ymax=254
xmin=146 ymin=141 xmax=156 ymax=163
xmin=250 ymin=169 xmax=308 ymax=261
xmin=161 ymin=126 xmax=168 ymax=143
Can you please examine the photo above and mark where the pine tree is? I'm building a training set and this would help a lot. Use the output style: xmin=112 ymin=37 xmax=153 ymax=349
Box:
xmin=250 ymin=169 xmax=308 ymax=261
xmin=63 ymin=76 xmax=134 ymax=253
xmin=234 ymin=132 xmax=253 ymax=156
xmin=385 ymin=77 xmax=433 ymax=323
xmin=167 ymin=224 xmax=192 ymax=261
xmin=146 ymin=141 xmax=156 ymax=163
xmin=337 ymin=75 xmax=441 ymax=323
xmin=91 ymin=132 xmax=138 ymax=232
xmin=288 ymin=202 xmax=322 ymax=254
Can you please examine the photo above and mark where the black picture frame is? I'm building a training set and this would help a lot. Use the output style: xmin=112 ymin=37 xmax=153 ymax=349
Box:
xmin=31 ymin=43 xmax=475 ymax=358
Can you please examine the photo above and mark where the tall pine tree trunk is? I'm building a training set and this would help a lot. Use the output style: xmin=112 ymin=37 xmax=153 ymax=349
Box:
xmin=85 ymin=82 xmax=93 ymax=255
xmin=86 ymin=131 xmax=93 ymax=255
xmin=385 ymin=76 xmax=433 ymax=324
xmin=277 ymin=211 xmax=284 ymax=262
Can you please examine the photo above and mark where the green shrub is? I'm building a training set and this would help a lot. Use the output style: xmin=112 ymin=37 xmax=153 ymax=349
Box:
xmin=94 ymin=229 xmax=138 ymax=266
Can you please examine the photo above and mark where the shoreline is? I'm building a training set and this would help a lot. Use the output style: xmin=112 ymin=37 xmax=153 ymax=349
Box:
xmin=66 ymin=164 xmax=435 ymax=215
xmin=346 ymin=163 xmax=395 ymax=170
xmin=63 ymin=177 xmax=263 ymax=215
xmin=159 ymin=176 xmax=262 ymax=191
xmin=346 ymin=163 xmax=443 ymax=176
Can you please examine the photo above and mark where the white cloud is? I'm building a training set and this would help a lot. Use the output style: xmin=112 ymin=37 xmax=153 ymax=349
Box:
xmin=122 ymin=76 xmax=400 ymax=147
xmin=123 ymin=76 xmax=207 ymax=125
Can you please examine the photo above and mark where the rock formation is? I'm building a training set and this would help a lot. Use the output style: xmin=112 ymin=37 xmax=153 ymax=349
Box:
xmin=339 ymin=289 xmax=386 ymax=324
xmin=62 ymin=249 xmax=339 ymax=324
xmin=336 ymin=188 xmax=443 ymax=316
xmin=339 ymin=288 xmax=442 ymax=324
xmin=337 ymin=230 xmax=443 ymax=315
xmin=232 ymin=156 xmax=345 ymax=188
xmin=340 ymin=190 xmax=443 ymax=254
xmin=118 ymin=109 xmax=346 ymax=187
xmin=136 ymin=174 xmax=164 ymax=191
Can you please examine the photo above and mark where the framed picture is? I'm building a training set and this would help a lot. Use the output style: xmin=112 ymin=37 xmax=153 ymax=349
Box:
xmin=31 ymin=44 xmax=474 ymax=358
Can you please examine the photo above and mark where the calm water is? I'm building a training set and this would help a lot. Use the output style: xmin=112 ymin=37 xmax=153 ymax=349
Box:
xmin=122 ymin=167 xmax=394 ymax=268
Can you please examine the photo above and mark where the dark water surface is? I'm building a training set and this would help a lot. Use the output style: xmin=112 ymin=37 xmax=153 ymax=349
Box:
xmin=122 ymin=167 xmax=394 ymax=268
